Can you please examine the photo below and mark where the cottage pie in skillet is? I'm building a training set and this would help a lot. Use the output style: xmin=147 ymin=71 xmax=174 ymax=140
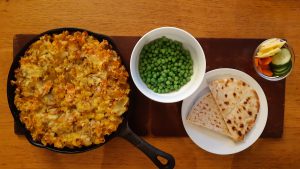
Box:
xmin=12 ymin=31 xmax=130 ymax=148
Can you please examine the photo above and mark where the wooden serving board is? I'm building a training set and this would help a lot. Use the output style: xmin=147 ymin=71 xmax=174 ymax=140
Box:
xmin=13 ymin=35 xmax=285 ymax=138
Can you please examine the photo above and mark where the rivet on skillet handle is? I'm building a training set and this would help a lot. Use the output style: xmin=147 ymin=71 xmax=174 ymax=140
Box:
xmin=119 ymin=123 xmax=175 ymax=169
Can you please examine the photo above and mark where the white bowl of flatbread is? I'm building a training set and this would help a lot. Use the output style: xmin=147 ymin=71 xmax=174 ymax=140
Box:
xmin=182 ymin=68 xmax=268 ymax=155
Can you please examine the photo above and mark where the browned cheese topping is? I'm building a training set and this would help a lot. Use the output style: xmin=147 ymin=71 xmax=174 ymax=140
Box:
xmin=13 ymin=31 xmax=130 ymax=148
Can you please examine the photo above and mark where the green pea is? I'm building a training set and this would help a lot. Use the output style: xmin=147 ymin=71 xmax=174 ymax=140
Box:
xmin=139 ymin=36 xmax=194 ymax=93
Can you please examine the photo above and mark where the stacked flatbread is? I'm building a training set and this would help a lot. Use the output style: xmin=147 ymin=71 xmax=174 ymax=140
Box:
xmin=187 ymin=77 xmax=260 ymax=142
xmin=187 ymin=93 xmax=231 ymax=137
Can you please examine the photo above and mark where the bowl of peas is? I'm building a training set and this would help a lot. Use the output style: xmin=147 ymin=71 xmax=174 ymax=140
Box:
xmin=130 ymin=27 xmax=206 ymax=103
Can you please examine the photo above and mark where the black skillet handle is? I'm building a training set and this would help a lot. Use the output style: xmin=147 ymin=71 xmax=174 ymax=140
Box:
xmin=119 ymin=123 xmax=175 ymax=169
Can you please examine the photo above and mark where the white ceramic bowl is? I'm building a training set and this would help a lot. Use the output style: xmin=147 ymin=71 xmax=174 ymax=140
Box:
xmin=130 ymin=27 xmax=206 ymax=103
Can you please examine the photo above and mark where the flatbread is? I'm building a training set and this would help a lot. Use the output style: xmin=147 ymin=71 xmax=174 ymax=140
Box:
xmin=187 ymin=93 xmax=230 ymax=137
xmin=209 ymin=78 xmax=260 ymax=141
xmin=208 ymin=78 xmax=251 ymax=117
xmin=225 ymin=89 xmax=260 ymax=141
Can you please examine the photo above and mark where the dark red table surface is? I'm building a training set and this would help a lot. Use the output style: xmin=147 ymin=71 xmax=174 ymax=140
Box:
xmin=13 ymin=35 xmax=285 ymax=138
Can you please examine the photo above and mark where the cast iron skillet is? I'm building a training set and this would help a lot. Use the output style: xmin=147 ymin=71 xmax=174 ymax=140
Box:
xmin=7 ymin=28 xmax=175 ymax=169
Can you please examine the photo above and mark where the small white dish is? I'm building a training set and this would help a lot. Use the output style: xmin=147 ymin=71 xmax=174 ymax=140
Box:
xmin=181 ymin=68 xmax=268 ymax=155
xmin=130 ymin=27 xmax=206 ymax=103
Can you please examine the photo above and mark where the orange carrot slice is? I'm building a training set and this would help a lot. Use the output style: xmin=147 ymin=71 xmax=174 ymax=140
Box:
xmin=254 ymin=58 xmax=259 ymax=67
xmin=259 ymin=57 xmax=272 ymax=65
xmin=257 ymin=66 xmax=263 ymax=73
xmin=260 ymin=64 xmax=270 ymax=69
xmin=261 ymin=68 xmax=273 ymax=76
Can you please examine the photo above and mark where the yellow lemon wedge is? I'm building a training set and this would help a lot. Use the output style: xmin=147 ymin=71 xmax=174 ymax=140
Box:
xmin=256 ymin=38 xmax=286 ymax=58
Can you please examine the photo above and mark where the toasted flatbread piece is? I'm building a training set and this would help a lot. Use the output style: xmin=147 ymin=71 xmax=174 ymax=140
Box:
xmin=187 ymin=93 xmax=230 ymax=137
xmin=208 ymin=78 xmax=251 ymax=117
xmin=224 ymin=89 xmax=260 ymax=141
xmin=209 ymin=78 xmax=260 ymax=141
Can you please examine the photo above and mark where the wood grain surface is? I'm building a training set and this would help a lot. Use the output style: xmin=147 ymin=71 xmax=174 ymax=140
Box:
xmin=0 ymin=0 xmax=300 ymax=169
